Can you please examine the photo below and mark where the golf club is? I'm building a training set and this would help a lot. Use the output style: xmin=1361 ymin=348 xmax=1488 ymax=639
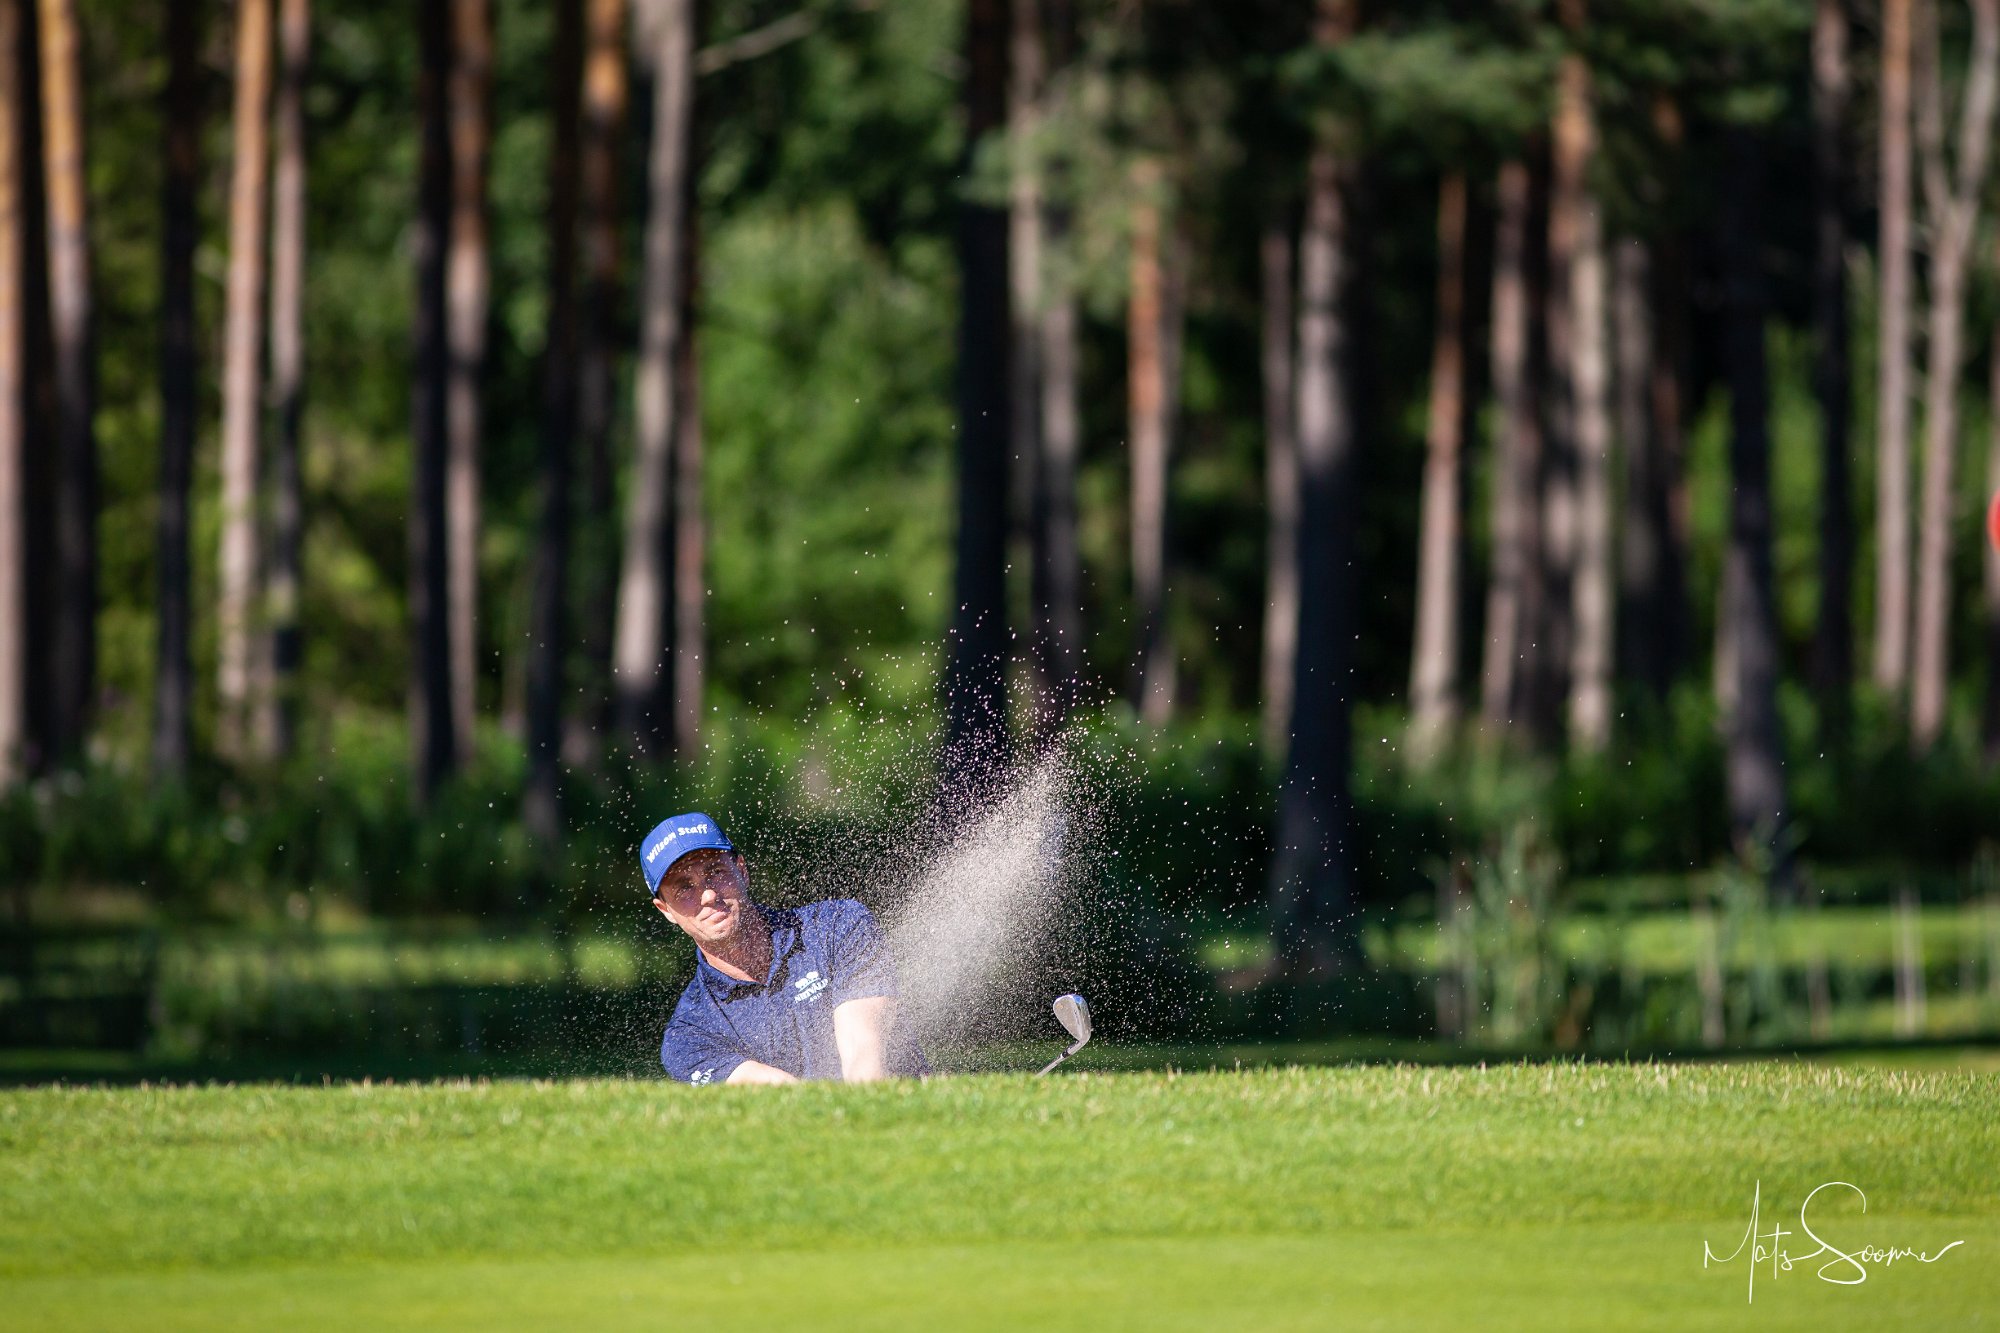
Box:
xmin=1036 ymin=993 xmax=1092 ymax=1075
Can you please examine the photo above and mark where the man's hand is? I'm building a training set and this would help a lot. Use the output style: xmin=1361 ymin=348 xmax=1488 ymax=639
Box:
xmin=833 ymin=995 xmax=896 ymax=1082
xmin=724 ymin=1060 xmax=799 ymax=1085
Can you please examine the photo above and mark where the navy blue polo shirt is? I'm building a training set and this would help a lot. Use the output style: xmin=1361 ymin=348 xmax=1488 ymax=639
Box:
xmin=659 ymin=898 xmax=930 ymax=1084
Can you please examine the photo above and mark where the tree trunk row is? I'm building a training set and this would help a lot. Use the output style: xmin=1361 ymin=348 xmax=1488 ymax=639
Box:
xmin=1471 ymin=86 xmax=1696 ymax=752
xmin=0 ymin=0 xmax=1167 ymax=818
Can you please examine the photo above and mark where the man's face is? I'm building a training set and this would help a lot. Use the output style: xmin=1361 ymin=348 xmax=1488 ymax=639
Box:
xmin=651 ymin=849 xmax=752 ymax=946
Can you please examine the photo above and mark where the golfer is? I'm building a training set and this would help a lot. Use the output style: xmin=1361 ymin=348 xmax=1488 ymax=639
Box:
xmin=644 ymin=812 xmax=929 ymax=1085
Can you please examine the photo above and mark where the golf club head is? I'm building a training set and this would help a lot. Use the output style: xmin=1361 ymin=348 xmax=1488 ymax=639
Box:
xmin=1053 ymin=993 xmax=1091 ymax=1054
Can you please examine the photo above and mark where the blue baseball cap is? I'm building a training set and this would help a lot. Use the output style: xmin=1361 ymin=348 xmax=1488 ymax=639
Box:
xmin=639 ymin=812 xmax=736 ymax=896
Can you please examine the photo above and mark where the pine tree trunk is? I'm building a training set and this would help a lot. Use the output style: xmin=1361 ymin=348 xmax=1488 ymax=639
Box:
xmin=1127 ymin=159 xmax=1179 ymax=726
xmin=1260 ymin=214 xmax=1298 ymax=752
xmin=1910 ymin=251 xmax=1967 ymax=747
xmin=1554 ymin=14 xmax=1613 ymax=752
xmin=1030 ymin=4 xmax=1081 ymax=727
xmin=1720 ymin=125 xmax=1789 ymax=878
xmin=1612 ymin=236 xmax=1647 ymax=672
xmin=1704 ymin=94 xmax=1736 ymax=720
xmin=1713 ymin=543 xmax=1740 ymax=717
xmin=152 ymin=0 xmax=199 ymax=777
xmin=564 ymin=0 xmax=625 ymax=768
xmin=1028 ymin=1 xmax=1080 ymax=729
xmin=1007 ymin=0 xmax=1041 ymax=568
xmin=1270 ymin=0 xmax=1359 ymax=974
xmin=444 ymin=0 xmax=490 ymax=756
xmin=613 ymin=0 xmax=693 ymax=759
xmin=943 ymin=0 xmax=1012 ymax=776
xmin=1647 ymin=93 xmax=1692 ymax=691
xmin=525 ymin=0 xmax=582 ymax=845
xmin=1613 ymin=236 xmax=1668 ymax=697
xmin=1540 ymin=150 xmax=1579 ymax=744
xmin=1875 ymin=0 xmax=1915 ymax=693
xmin=671 ymin=188 xmax=703 ymax=758
xmin=1035 ymin=278 xmax=1081 ymax=711
xmin=265 ymin=0 xmax=308 ymax=759
xmin=1911 ymin=0 xmax=2000 ymax=747
xmin=1407 ymin=171 xmax=1467 ymax=760
xmin=410 ymin=0 xmax=456 ymax=799
xmin=1009 ymin=0 xmax=1049 ymax=721
xmin=35 ymin=0 xmax=92 ymax=765
xmin=1984 ymin=328 xmax=2000 ymax=761
xmin=445 ymin=0 xmax=491 ymax=763
xmin=14 ymin=0 xmax=50 ymax=776
xmin=1480 ymin=157 xmax=1540 ymax=731
xmin=1810 ymin=0 xmax=1854 ymax=714
xmin=0 ymin=0 xmax=26 ymax=786
xmin=217 ymin=0 xmax=272 ymax=761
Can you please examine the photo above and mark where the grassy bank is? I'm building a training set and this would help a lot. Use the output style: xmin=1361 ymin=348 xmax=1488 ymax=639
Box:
xmin=2 ymin=1063 xmax=1994 ymax=1328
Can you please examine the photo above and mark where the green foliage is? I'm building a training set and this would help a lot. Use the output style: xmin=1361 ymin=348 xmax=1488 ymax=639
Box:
xmin=703 ymin=202 xmax=955 ymax=719
xmin=1450 ymin=821 xmax=1568 ymax=1044
xmin=1332 ymin=20 xmax=1557 ymax=155
xmin=18 ymin=681 xmax=2000 ymax=948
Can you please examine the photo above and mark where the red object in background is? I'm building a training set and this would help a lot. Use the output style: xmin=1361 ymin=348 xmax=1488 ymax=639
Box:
xmin=1990 ymin=491 xmax=2000 ymax=553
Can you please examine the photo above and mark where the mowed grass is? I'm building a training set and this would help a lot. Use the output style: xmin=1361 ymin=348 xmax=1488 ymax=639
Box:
xmin=2 ymin=1063 xmax=1996 ymax=1330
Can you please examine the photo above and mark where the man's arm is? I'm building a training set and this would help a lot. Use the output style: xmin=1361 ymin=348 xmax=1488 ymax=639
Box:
xmin=833 ymin=996 xmax=896 ymax=1082
xmin=724 ymin=1060 xmax=799 ymax=1085
xmin=663 ymin=1004 xmax=788 ymax=1086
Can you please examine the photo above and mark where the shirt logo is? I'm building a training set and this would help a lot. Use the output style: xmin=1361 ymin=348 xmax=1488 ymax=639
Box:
xmin=690 ymin=1067 xmax=715 ymax=1085
xmin=793 ymin=969 xmax=829 ymax=1005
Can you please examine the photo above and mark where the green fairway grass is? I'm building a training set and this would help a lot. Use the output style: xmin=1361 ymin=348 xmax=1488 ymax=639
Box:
xmin=3 ymin=1063 xmax=1995 ymax=1329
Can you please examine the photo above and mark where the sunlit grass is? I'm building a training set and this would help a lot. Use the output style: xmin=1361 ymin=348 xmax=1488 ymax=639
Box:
xmin=1 ymin=1063 xmax=1994 ymax=1328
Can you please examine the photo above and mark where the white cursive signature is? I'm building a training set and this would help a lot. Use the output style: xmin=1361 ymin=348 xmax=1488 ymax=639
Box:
xmin=1702 ymin=1180 xmax=1965 ymax=1303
